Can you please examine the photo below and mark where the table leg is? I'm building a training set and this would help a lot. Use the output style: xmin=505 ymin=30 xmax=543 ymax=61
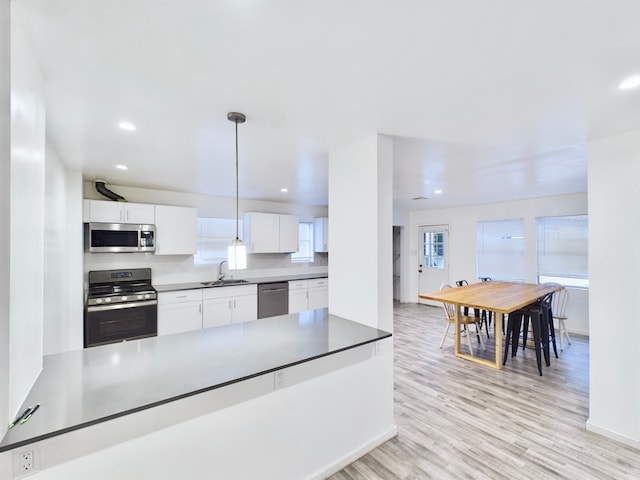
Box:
xmin=454 ymin=303 xmax=460 ymax=356
xmin=494 ymin=310 xmax=503 ymax=369
xmin=454 ymin=306 xmax=503 ymax=370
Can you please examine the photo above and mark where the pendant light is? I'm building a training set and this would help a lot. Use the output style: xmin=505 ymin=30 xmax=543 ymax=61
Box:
xmin=227 ymin=112 xmax=247 ymax=270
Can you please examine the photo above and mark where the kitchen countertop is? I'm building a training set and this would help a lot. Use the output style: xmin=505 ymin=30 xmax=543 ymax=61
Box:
xmin=0 ymin=308 xmax=389 ymax=452
xmin=154 ymin=273 xmax=328 ymax=293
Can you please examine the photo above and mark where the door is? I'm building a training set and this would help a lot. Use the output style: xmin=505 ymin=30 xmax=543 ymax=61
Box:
xmin=232 ymin=295 xmax=258 ymax=323
xmin=157 ymin=301 xmax=202 ymax=336
xmin=202 ymin=297 xmax=233 ymax=328
xmin=418 ymin=225 xmax=449 ymax=306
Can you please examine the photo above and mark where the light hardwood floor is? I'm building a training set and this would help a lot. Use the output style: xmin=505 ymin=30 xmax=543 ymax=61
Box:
xmin=329 ymin=302 xmax=640 ymax=479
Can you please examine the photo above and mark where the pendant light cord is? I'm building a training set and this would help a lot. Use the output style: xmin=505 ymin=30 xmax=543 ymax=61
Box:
xmin=235 ymin=119 xmax=240 ymax=241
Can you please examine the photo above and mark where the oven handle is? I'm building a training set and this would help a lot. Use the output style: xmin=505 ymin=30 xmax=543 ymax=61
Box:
xmin=87 ymin=300 xmax=158 ymax=312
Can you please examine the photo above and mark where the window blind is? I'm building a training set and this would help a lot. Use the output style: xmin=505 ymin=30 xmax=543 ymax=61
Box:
xmin=476 ymin=219 xmax=525 ymax=282
xmin=536 ymin=215 xmax=588 ymax=287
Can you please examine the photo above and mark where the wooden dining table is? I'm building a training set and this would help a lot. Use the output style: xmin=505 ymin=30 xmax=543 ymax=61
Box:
xmin=418 ymin=281 xmax=561 ymax=369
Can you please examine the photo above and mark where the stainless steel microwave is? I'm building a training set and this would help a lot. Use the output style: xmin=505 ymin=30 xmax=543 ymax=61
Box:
xmin=86 ymin=222 xmax=155 ymax=253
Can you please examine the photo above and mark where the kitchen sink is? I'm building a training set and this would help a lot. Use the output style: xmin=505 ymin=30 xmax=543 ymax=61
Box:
xmin=201 ymin=279 xmax=250 ymax=287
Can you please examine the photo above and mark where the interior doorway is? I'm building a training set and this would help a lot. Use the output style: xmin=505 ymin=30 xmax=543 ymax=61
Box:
xmin=393 ymin=226 xmax=401 ymax=301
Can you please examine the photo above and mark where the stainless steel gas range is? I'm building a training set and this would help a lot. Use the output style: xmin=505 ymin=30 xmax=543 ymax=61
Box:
xmin=84 ymin=268 xmax=157 ymax=348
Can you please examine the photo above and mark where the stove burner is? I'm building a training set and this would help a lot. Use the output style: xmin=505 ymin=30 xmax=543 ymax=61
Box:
xmin=87 ymin=268 xmax=156 ymax=306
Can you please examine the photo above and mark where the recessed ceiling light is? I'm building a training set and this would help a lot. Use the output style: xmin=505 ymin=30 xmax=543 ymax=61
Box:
xmin=281 ymin=188 xmax=288 ymax=193
xmin=115 ymin=165 xmax=128 ymax=170
xmin=118 ymin=121 xmax=136 ymax=131
xmin=434 ymin=189 xmax=443 ymax=195
xmin=619 ymin=74 xmax=640 ymax=90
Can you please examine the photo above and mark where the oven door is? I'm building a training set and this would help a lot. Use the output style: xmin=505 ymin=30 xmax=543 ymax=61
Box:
xmin=85 ymin=300 xmax=158 ymax=347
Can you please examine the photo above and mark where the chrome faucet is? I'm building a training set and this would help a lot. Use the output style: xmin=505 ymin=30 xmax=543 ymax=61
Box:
xmin=218 ymin=260 xmax=228 ymax=281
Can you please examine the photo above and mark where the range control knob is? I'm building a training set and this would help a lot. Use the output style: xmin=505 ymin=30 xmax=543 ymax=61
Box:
xmin=105 ymin=298 xmax=111 ymax=303
xmin=144 ymin=294 xmax=150 ymax=299
xmin=121 ymin=296 xmax=128 ymax=302
xmin=96 ymin=298 xmax=102 ymax=304
xmin=137 ymin=294 xmax=143 ymax=300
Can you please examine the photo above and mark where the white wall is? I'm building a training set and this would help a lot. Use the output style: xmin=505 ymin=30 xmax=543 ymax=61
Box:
xmin=586 ymin=131 xmax=640 ymax=448
xmin=328 ymin=134 xmax=394 ymax=333
xmin=44 ymin=143 xmax=84 ymax=355
xmin=407 ymin=193 xmax=589 ymax=335
xmin=9 ymin=15 xmax=45 ymax=419
xmin=83 ymin=182 xmax=329 ymax=286
xmin=0 ymin=0 xmax=11 ymax=426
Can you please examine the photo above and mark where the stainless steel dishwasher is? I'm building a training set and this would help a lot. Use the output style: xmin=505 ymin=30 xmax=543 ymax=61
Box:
xmin=258 ymin=282 xmax=289 ymax=319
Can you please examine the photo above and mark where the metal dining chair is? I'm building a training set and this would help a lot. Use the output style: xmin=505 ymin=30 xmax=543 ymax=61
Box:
xmin=456 ymin=279 xmax=490 ymax=338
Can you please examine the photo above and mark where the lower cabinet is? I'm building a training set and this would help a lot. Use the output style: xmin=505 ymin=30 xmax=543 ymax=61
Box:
xmin=288 ymin=278 xmax=328 ymax=313
xmin=157 ymin=289 xmax=203 ymax=336
xmin=308 ymin=278 xmax=329 ymax=310
xmin=288 ymin=280 xmax=309 ymax=314
xmin=203 ymin=284 xmax=258 ymax=328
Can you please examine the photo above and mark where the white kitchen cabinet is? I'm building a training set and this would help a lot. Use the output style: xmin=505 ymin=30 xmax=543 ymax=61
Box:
xmin=314 ymin=217 xmax=328 ymax=252
xmin=279 ymin=214 xmax=300 ymax=253
xmin=154 ymin=204 xmax=197 ymax=255
xmin=83 ymin=199 xmax=155 ymax=224
xmin=308 ymin=278 xmax=329 ymax=310
xmin=288 ymin=278 xmax=328 ymax=313
xmin=157 ymin=289 xmax=203 ymax=336
xmin=202 ymin=284 xmax=257 ymax=327
xmin=243 ymin=212 xmax=299 ymax=253
xmin=288 ymin=280 xmax=309 ymax=314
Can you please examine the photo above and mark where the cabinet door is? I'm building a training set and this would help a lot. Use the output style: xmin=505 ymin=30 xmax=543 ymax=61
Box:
xmin=288 ymin=289 xmax=308 ymax=314
xmin=155 ymin=205 xmax=197 ymax=255
xmin=279 ymin=215 xmax=299 ymax=253
xmin=124 ymin=203 xmax=155 ymax=224
xmin=84 ymin=200 xmax=124 ymax=223
xmin=232 ymin=295 xmax=258 ymax=323
xmin=158 ymin=301 xmax=202 ymax=336
xmin=244 ymin=212 xmax=279 ymax=253
xmin=203 ymin=297 xmax=233 ymax=328
xmin=308 ymin=279 xmax=328 ymax=310
xmin=314 ymin=217 xmax=328 ymax=252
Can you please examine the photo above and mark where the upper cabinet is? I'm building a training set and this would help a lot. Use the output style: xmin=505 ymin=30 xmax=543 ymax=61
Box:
xmin=243 ymin=212 xmax=299 ymax=253
xmin=83 ymin=199 xmax=155 ymax=224
xmin=314 ymin=217 xmax=328 ymax=252
xmin=154 ymin=205 xmax=197 ymax=255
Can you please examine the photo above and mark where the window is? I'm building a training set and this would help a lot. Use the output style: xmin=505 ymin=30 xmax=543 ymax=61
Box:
xmin=422 ymin=231 xmax=445 ymax=268
xmin=194 ymin=217 xmax=242 ymax=265
xmin=477 ymin=219 xmax=525 ymax=282
xmin=537 ymin=215 xmax=588 ymax=288
xmin=291 ymin=222 xmax=314 ymax=263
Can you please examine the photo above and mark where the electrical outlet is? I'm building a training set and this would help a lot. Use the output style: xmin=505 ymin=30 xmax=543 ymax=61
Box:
xmin=274 ymin=371 xmax=286 ymax=389
xmin=13 ymin=446 xmax=40 ymax=479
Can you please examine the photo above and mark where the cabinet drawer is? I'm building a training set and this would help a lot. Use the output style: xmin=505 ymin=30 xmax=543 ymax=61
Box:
xmin=288 ymin=280 xmax=309 ymax=291
xmin=202 ymin=284 xmax=257 ymax=300
xmin=158 ymin=289 xmax=202 ymax=304
xmin=308 ymin=278 xmax=328 ymax=288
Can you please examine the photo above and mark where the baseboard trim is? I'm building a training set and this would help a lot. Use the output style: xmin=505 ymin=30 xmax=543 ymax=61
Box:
xmin=586 ymin=419 xmax=640 ymax=449
xmin=307 ymin=426 xmax=399 ymax=480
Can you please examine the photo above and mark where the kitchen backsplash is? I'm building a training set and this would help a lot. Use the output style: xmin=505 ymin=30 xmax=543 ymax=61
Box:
xmin=83 ymin=251 xmax=328 ymax=286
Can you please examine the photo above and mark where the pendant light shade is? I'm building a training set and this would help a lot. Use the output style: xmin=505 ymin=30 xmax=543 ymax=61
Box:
xmin=227 ymin=240 xmax=247 ymax=270
xmin=227 ymin=112 xmax=247 ymax=270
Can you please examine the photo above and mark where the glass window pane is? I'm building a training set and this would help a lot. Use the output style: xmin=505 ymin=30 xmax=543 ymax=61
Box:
xmin=423 ymin=231 xmax=445 ymax=269
xmin=292 ymin=222 xmax=314 ymax=263
xmin=194 ymin=217 xmax=242 ymax=265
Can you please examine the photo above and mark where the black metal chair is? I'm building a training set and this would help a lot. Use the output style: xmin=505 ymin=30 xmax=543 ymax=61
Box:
xmin=503 ymin=293 xmax=555 ymax=376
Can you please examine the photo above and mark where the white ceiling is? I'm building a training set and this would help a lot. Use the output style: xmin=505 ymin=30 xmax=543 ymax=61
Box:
xmin=14 ymin=0 xmax=640 ymax=210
